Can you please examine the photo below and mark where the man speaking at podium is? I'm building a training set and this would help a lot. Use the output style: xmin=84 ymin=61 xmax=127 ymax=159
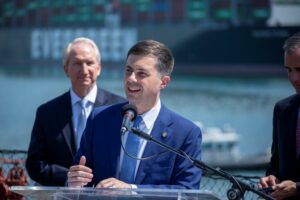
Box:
xmin=67 ymin=40 xmax=202 ymax=189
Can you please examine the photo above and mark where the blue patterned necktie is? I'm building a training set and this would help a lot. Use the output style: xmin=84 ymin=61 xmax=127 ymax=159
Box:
xmin=119 ymin=116 xmax=143 ymax=183
xmin=76 ymin=99 xmax=88 ymax=149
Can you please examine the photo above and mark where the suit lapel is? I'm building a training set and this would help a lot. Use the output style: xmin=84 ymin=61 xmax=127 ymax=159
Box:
xmin=62 ymin=122 xmax=76 ymax=156
xmin=61 ymin=92 xmax=77 ymax=156
xmin=61 ymin=88 xmax=114 ymax=158
xmin=135 ymin=105 xmax=172 ymax=184
xmin=284 ymin=96 xmax=299 ymax=171
xmin=62 ymin=88 xmax=106 ymax=157
xmin=106 ymin=104 xmax=125 ymax=177
xmin=94 ymin=88 xmax=108 ymax=107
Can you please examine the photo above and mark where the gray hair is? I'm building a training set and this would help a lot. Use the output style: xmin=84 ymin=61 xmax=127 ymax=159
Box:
xmin=127 ymin=40 xmax=174 ymax=76
xmin=63 ymin=37 xmax=101 ymax=66
xmin=283 ymin=32 xmax=300 ymax=55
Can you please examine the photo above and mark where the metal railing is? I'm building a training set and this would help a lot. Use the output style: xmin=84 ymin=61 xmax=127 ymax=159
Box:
xmin=0 ymin=149 xmax=263 ymax=200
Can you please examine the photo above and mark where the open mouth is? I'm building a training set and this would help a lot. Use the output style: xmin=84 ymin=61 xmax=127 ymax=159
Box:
xmin=128 ymin=87 xmax=141 ymax=93
xmin=127 ymin=85 xmax=142 ymax=94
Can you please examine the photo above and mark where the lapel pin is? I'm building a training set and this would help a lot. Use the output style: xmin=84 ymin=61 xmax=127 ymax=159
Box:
xmin=161 ymin=132 xmax=168 ymax=138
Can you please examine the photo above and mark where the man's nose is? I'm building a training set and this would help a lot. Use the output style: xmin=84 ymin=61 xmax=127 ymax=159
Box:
xmin=81 ymin=63 xmax=89 ymax=73
xmin=127 ymin=72 xmax=137 ymax=81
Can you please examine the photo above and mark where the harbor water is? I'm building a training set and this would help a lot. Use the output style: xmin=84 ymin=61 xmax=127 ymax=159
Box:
xmin=0 ymin=66 xmax=293 ymax=168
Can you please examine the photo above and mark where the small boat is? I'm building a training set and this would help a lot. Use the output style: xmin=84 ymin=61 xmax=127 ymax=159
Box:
xmin=194 ymin=121 xmax=270 ymax=170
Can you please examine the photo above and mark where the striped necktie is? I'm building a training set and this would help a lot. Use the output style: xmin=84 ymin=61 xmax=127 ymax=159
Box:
xmin=76 ymin=99 xmax=88 ymax=149
xmin=119 ymin=116 xmax=143 ymax=183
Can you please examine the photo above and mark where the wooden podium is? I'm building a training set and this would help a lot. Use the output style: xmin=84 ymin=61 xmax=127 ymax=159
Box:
xmin=11 ymin=186 xmax=222 ymax=200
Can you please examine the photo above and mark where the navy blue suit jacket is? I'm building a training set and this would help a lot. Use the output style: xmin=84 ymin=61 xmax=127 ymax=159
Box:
xmin=266 ymin=94 xmax=300 ymax=199
xmin=26 ymin=88 xmax=125 ymax=186
xmin=76 ymin=102 xmax=202 ymax=189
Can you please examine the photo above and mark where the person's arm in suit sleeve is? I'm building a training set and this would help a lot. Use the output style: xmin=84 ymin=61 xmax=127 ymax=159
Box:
xmin=137 ymin=125 xmax=202 ymax=189
xmin=26 ymin=106 xmax=68 ymax=186
xmin=260 ymin=103 xmax=281 ymax=188
xmin=266 ymin=103 xmax=280 ymax=178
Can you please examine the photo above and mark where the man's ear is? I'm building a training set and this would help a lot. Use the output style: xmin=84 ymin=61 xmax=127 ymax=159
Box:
xmin=64 ymin=65 xmax=69 ymax=77
xmin=160 ymin=75 xmax=170 ymax=89
xmin=97 ymin=64 xmax=102 ymax=76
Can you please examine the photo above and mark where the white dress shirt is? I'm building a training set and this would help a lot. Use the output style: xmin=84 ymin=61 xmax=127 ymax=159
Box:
xmin=70 ymin=85 xmax=97 ymax=146
xmin=118 ymin=99 xmax=162 ymax=183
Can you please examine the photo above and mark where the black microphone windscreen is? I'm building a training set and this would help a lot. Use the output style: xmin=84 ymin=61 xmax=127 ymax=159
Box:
xmin=121 ymin=104 xmax=137 ymax=120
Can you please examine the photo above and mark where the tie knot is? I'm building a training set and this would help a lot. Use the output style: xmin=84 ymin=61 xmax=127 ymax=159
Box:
xmin=133 ymin=116 xmax=143 ymax=128
xmin=79 ymin=99 xmax=88 ymax=109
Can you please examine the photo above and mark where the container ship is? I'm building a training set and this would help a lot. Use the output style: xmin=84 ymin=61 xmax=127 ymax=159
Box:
xmin=0 ymin=0 xmax=299 ymax=75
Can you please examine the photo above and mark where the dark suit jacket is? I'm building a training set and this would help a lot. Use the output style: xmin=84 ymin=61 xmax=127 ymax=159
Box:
xmin=26 ymin=87 xmax=126 ymax=186
xmin=76 ymin=102 xmax=202 ymax=189
xmin=266 ymin=94 xmax=300 ymax=199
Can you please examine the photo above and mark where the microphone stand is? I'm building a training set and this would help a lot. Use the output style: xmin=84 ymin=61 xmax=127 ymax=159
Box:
xmin=131 ymin=127 xmax=275 ymax=200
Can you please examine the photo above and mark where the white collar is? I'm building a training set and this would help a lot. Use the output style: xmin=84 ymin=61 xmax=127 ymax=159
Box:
xmin=140 ymin=99 xmax=161 ymax=130
xmin=70 ymin=85 xmax=97 ymax=106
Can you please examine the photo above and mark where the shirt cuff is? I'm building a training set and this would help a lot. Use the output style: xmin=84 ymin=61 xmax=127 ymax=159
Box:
xmin=131 ymin=184 xmax=138 ymax=189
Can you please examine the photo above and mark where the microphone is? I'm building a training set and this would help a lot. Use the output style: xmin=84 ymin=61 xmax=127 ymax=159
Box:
xmin=120 ymin=104 xmax=137 ymax=135
xmin=130 ymin=127 xmax=275 ymax=200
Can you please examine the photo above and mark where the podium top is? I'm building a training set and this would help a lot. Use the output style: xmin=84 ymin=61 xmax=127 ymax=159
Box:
xmin=11 ymin=186 xmax=222 ymax=200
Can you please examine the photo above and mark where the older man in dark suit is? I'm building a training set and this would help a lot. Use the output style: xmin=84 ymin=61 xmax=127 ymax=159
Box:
xmin=260 ymin=32 xmax=300 ymax=200
xmin=26 ymin=37 xmax=125 ymax=186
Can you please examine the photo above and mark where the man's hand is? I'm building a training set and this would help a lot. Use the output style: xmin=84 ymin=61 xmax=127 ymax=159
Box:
xmin=259 ymin=175 xmax=279 ymax=188
xmin=96 ymin=177 xmax=132 ymax=189
xmin=271 ymin=180 xmax=297 ymax=199
xmin=67 ymin=156 xmax=93 ymax=188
